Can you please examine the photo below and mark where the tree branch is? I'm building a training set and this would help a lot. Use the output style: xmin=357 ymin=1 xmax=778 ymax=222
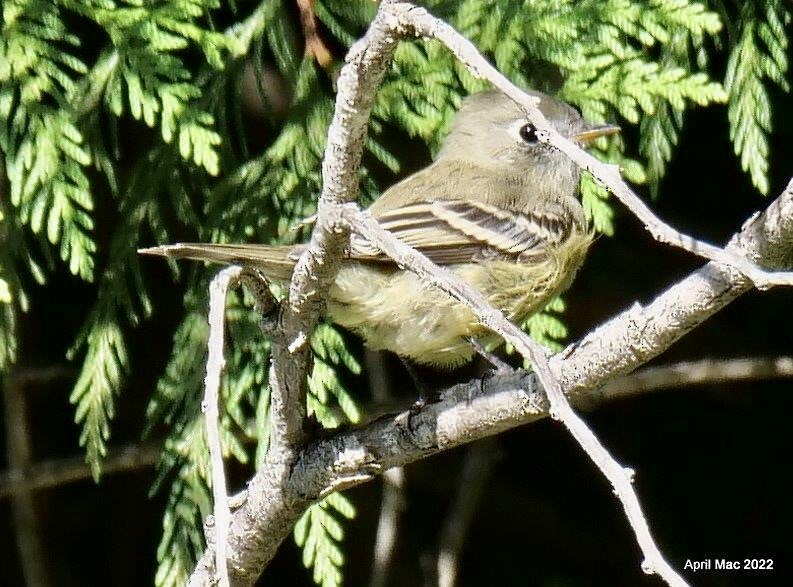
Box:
xmin=3 ymin=374 xmax=51 ymax=586
xmin=369 ymin=467 xmax=406 ymax=587
xmin=0 ymin=442 xmax=160 ymax=498
xmin=203 ymin=267 xmax=243 ymax=587
xmin=266 ymin=0 xmax=401 ymax=454
xmin=367 ymin=350 xmax=406 ymax=587
xmin=188 ymin=5 xmax=405 ymax=585
xmin=585 ymin=356 xmax=793 ymax=408
xmin=554 ymin=180 xmax=793 ymax=402
xmin=13 ymin=356 xmax=784 ymax=500
xmin=296 ymin=0 xmax=333 ymax=67
xmin=190 ymin=177 xmax=793 ymax=585
xmin=436 ymin=438 xmax=500 ymax=587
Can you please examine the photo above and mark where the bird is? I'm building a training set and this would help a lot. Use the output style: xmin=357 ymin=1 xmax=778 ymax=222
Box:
xmin=140 ymin=89 xmax=618 ymax=367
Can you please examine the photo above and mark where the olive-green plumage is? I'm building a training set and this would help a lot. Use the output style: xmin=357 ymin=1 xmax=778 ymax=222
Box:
xmin=140 ymin=90 xmax=617 ymax=367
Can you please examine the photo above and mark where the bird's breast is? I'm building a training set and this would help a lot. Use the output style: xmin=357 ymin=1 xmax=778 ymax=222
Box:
xmin=479 ymin=226 xmax=592 ymax=323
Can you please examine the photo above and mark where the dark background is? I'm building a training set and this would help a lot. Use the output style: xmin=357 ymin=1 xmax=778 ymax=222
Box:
xmin=2 ymin=17 xmax=792 ymax=587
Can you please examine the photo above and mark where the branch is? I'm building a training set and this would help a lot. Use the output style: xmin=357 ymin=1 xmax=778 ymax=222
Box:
xmin=361 ymin=356 xmax=793 ymax=417
xmin=203 ymin=267 xmax=243 ymax=587
xmin=0 ymin=442 xmax=160 ymax=498
xmin=554 ymin=179 xmax=793 ymax=402
xmin=296 ymin=0 xmax=333 ymax=67
xmin=3 ymin=375 xmax=51 ymax=586
xmin=266 ymin=0 xmax=401 ymax=454
xmin=587 ymin=356 xmax=793 ymax=408
xmin=190 ymin=178 xmax=793 ymax=585
xmin=436 ymin=438 xmax=500 ymax=587
xmin=369 ymin=467 xmax=406 ymax=587
xmin=13 ymin=358 xmax=781 ymax=500
xmin=367 ymin=350 xmax=406 ymax=587
xmin=188 ymin=5 xmax=404 ymax=585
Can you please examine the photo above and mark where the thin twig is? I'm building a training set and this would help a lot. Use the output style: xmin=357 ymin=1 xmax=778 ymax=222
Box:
xmin=391 ymin=2 xmax=793 ymax=290
xmin=367 ymin=350 xmax=406 ymax=587
xmin=2 ymin=376 xmax=51 ymax=586
xmin=3 ymin=365 xmax=71 ymax=386
xmin=296 ymin=0 xmax=333 ymax=67
xmin=437 ymin=438 xmax=500 ymax=587
xmin=204 ymin=266 xmax=243 ymax=587
xmin=370 ymin=467 xmax=406 ymax=587
xmin=0 ymin=442 xmax=160 ymax=498
xmin=588 ymin=356 xmax=793 ymax=408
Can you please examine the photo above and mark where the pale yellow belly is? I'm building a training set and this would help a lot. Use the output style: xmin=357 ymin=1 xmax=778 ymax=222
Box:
xmin=326 ymin=231 xmax=590 ymax=367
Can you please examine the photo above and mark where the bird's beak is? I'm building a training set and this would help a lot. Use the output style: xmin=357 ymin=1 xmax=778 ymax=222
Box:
xmin=572 ymin=124 xmax=621 ymax=145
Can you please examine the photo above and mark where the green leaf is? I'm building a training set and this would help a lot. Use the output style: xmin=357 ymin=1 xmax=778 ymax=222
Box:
xmin=68 ymin=317 xmax=127 ymax=480
xmin=153 ymin=418 xmax=212 ymax=587
xmin=294 ymin=493 xmax=356 ymax=587
xmin=724 ymin=1 xmax=789 ymax=195
xmin=307 ymin=324 xmax=364 ymax=427
xmin=0 ymin=255 xmax=18 ymax=370
xmin=581 ymin=173 xmax=616 ymax=236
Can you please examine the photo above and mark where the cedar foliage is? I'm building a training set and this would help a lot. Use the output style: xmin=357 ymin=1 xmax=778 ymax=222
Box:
xmin=0 ymin=0 xmax=788 ymax=584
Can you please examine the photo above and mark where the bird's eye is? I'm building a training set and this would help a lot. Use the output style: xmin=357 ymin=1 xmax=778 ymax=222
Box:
xmin=519 ymin=123 xmax=539 ymax=143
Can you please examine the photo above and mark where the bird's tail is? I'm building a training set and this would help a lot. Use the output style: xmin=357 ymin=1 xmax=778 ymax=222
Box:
xmin=138 ymin=243 xmax=300 ymax=280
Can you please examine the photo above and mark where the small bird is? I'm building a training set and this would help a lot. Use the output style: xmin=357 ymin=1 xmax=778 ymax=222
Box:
xmin=140 ymin=90 xmax=618 ymax=367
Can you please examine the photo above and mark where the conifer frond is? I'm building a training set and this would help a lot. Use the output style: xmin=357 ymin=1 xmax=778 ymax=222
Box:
xmin=67 ymin=184 xmax=157 ymax=478
xmin=146 ymin=309 xmax=208 ymax=432
xmin=68 ymin=314 xmax=127 ymax=480
xmin=0 ymin=274 xmax=9 ymax=305
xmin=581 ymin=173 xmax=616 ymax=237
xmin=206 ymin=60 xmax=334 ymax=242
xmin=149 ymin=305 xmax=240 ymax=587
xmin=0 ymin=198 xmax=40 ymax=373
xmin=0 ymin=211 xmax=19 ymax=371
xmin=153 ymin=417 xmax=212 ymax=587
xmin=376 ymin=41 xmax=470 ymax=149
xmin=1 ymin=1 xmax=95 ymax=279
xmin=148 ymin=57 xmax=341 ymax=585
xmin=81 ymin=0 xmax=233 ymax=176
xmin=0 ymin=282 xmax=17 ymax=371
xmin=724 ymin=0 xmax=789 ymax=195
xmin=150 ymin=292 xmax=263 ymax=584
xmin=308 ymin=323 xmax=363 ymax=428
xmin=563 ymin=58 xmax=726 ymax=124
xmin=503 ymin=296 xmax=568 ymax=368
xmin=294 ymin=492 xmax=356 ymax=587
xmin=524 ymin=296 xmax=568 ymax=352
xmin=640 ymin=100 xmax=684 ymax=197
xmin=223 ymin=289 xmax=270 ymax=460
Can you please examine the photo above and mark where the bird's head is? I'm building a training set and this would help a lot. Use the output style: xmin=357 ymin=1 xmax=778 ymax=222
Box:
xmin=437 ymin=90 xmax=618 ymax=195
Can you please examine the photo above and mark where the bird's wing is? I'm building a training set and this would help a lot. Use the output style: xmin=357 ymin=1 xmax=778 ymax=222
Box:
xmin=139 ymin=201 xmax=573 ymax=271
xmin=350 ymin=199 xmax=572 ymax=265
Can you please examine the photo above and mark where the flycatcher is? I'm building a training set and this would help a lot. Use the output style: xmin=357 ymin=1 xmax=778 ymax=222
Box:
xmin=141 ymin=90 xmax=618 ymax=367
